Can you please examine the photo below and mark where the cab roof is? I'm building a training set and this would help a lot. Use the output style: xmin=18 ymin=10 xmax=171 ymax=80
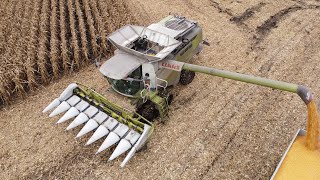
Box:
xmin=99 ymin=50 xmax=146 ymax=80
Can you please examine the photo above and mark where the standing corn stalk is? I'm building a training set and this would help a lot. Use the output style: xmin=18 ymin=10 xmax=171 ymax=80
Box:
xmin=67 ymin=0 xmax=81 ymax=70
xmin=83 ymin=0 xmax=99 ymax=59
xmin=37 ymin=0 xmax=51 ymax=84
xmin=0 ymin=1 xmax=14 ymax=101
xmin=14 ymin=0 xmax=33 ymax=97
xmin=74 ymin=0 xmax=90 ymax=62
xmin=0 ymin=60 xmax=9 ymax=105
xmin=26 ymin=0 xmax=42 ymax=89
xmin=59 ymin=0 xmax=71 ymax=73
xmin=3 ymin=0 xmax=24 ymax=99
xmin=0 ymin=79 xmax=7 ymax=105
xmin=0 ymin=0 xmax=139 ymax=105
xmin=18 ymin=0 xmax=33 ymax=53
xmin=89 ymin=0 xmax=107 ymax=55
xmin=97 ymin=0 xmax=115 ymax=33
xmin=97 ymin=0 xmax=115 ymax=53
xmin=108 ymin=0 xmax=124 ymax=29
xmin=115 ymin=0 xmax=132 ymax=25
xmin=0 ymin=0 xmax=9 ymax=56
xmin=50 ymin=0 xmax=61 ymax=78
xmin=119 ymin=0 xmax=138 ymax=25
xmin=0 ymin=0 xmax=6 ymax=103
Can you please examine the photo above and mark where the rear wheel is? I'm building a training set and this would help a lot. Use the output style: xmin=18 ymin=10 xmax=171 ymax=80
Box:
xmin=179 ymin=69 xmax=195 ymax=85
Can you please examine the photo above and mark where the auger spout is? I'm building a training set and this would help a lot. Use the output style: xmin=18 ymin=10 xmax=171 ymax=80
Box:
xmin=182 ymin=63 xmax=313 ymax=105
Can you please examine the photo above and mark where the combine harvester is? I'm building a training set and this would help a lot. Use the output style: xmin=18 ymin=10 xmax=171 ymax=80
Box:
xmin=43 ymin=15 xmax=319 ymax=177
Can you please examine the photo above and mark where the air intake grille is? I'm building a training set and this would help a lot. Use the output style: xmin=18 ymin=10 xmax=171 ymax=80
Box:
xmin=165 ymin=19 xmax=189 ymax=31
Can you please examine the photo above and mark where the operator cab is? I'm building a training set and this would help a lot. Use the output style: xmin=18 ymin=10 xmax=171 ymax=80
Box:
xmin=128 ymin=35 xmax=164 ymax=56
xmin=99 ymin=50 xmax=146 ymax=97
xmin=107 ymin=66 xmax=143 ymax=97
xmin=99 ymin=21 xmax=182 ymax=97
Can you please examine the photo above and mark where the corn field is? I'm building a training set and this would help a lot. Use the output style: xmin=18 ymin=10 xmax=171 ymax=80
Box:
xmin=0 ymin=0 xmax=136 ymax=105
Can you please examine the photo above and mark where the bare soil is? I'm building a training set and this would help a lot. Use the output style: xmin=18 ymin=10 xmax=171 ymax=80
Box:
xmin=1 ymin=0 xmax=320 ymax=179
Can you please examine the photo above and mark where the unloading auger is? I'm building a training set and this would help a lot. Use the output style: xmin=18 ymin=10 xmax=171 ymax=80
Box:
xmin=182 ymin=63 xmax=313 ymax=105
xmin=43 ymin=15 xmax=318 ymax=168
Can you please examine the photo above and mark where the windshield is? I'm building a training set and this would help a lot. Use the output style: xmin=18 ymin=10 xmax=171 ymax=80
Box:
xmin=107 ymin=66 xmax=143 ymax=97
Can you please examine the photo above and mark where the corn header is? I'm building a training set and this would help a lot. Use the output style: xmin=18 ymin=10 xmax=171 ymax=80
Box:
xmin=43 ymin=15 xmax=318 ymax=170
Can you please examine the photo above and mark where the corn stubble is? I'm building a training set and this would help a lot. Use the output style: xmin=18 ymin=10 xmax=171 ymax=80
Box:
xmin=0 ymin=0 xmax=137 ymax=105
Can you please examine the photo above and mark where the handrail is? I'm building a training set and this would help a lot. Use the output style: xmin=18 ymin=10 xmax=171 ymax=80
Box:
xmin=156 ymin=77 xmax=168 ymax=89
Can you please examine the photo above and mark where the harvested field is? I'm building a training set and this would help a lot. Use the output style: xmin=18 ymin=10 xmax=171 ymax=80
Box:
xmin=1 ymin=0 xmax=320 ymax=179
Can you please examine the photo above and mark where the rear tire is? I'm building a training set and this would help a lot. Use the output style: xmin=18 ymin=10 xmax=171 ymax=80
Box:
xmin=179 ymin=70 xmax=195 ymax=85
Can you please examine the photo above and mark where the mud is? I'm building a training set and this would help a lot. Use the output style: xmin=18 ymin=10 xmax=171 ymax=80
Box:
xmin=255 ymin=6 xmax=303 ymax=44
xmin=255 ymin=4 xmax=320 ymax=45
xmin=230 ymin=2 xmax=266 ymax=24
xmin=210 ymin=0 xmax=234 ymax=16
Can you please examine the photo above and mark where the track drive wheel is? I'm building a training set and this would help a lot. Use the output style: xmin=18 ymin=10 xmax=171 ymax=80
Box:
xmin=179 ymin=69 xmax=195 ymax=85
xmin=137 ymin=101 xmax=159 ymax=122
xmin=158 ymin=88 xmax=174 ymax=105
